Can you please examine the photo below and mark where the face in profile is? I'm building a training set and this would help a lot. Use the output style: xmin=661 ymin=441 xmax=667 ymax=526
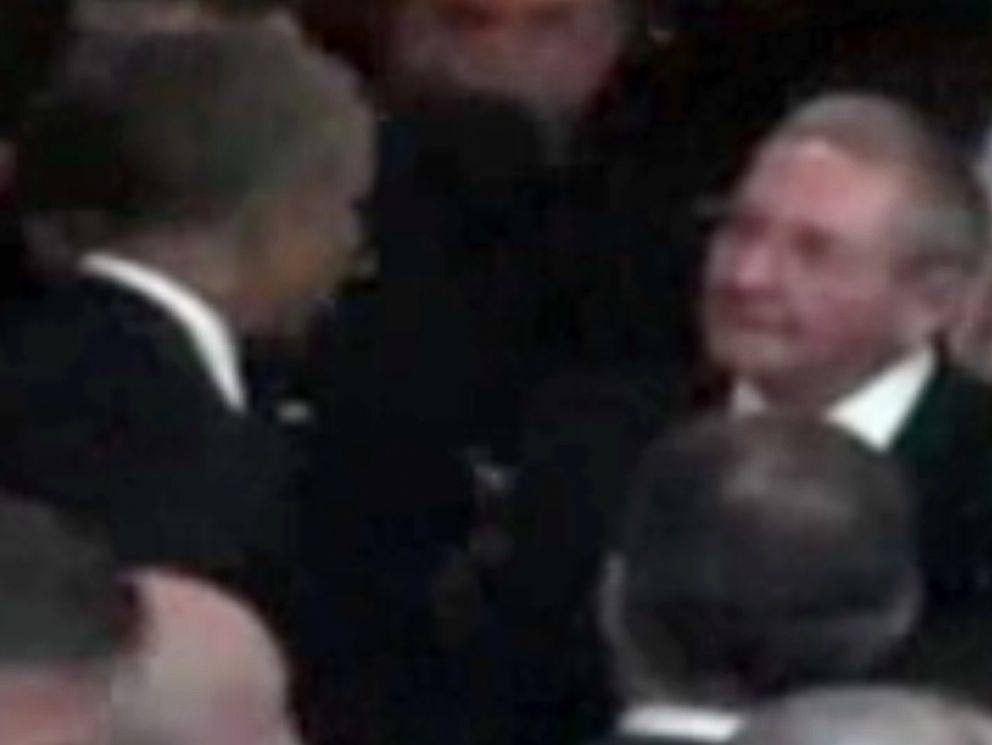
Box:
xmin=385 ymin=0 xmax=622 ymax=117
xmin=0 ymin=666 xmax=112 ymax=745
xmin=260 ymin=179 xmax=371 ymax=340
xmin=240 ymin=104 xmax=375 ymax=342
xmin=702 ymin=138 xmax=937 ymax=405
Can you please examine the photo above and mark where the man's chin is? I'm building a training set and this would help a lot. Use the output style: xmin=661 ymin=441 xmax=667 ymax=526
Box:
xmin=706 ymin=335 xmax=797 ymax=381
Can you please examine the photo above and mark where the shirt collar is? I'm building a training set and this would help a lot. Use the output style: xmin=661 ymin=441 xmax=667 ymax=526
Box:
xmin=730 ymin=347 xmax=937 ymax=451
xmin=81 ymin=252 xmax=246 ymax=413
xmin=618 ymin=703 xmax=742 ymax=742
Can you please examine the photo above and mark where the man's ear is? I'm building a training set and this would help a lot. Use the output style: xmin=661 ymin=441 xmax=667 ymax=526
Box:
xmin=907 ymin=264 xmax=972 ymax=340
xmin=22 ymin=209 xmax=111 ymax=275
xmin=949 ymin=260 xmax=992 ymax=365
xmin=597 ymin=552 xmax=627 ymax=651
xmin=881 ymin=572 xmax=923 ymax=648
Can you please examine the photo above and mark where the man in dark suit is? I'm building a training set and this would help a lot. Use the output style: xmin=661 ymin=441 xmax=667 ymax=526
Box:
xmin=1 ymin=29 xmax=373 ymax=618
xmin=487 ymin=92 xmax=992 ymax=742
xmin=700 ymin=93 xmax=992 ymax=614
xmin=596 ymin=415 xmax=920 ymax=745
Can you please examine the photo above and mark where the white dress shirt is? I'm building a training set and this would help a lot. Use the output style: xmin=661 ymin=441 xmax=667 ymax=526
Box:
xmin=618 ymin=703 xmax=742 ymax=742
xmin=82 ymin=252 xmax=247 ymax=413
xmin=730 ymin=347 xmax=937 ymax=451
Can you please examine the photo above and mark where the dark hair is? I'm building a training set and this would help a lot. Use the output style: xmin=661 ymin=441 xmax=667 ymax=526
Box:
xmin=620 ymin=414 xmax=918 ymax=697
xmin=0 ymin=494 xmax=134 ymax=667
xmin=17 ymin=27 xmax=370 ymax=239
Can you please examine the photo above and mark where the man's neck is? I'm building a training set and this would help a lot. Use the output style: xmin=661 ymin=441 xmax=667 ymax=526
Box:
xmin=745 ymin=346 xmax=928 ymax=413
xmin=732 ymin=347 xmax=937 ymax=451
xmin=745 ymin=372 xmax=870 ymax=414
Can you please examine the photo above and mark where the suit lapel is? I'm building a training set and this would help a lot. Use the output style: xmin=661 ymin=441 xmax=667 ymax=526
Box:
xmin=78 ymin=276 xmax=237 ymax=419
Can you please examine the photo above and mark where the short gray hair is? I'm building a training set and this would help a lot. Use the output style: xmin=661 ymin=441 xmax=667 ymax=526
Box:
xmin=19 ymin=27 xmax=372 ymax=239
xmin=765 ymin=93 xmax=990 ymax=275
xmin=733 ymin=686 xmax=992 ymax=745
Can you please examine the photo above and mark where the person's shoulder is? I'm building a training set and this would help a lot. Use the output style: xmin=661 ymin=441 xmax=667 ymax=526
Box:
xmin=0 ymin=278 xmax=112 ymax=377
xmin=0 ymin=274 xmax=156 ymax=343
xmin=937 ymin=361 xmax=992 ymax=401
xmin=914 ymin=360 xmax=992 ymax=430
xmin=0 ymin=274 xmax=225 ymax=422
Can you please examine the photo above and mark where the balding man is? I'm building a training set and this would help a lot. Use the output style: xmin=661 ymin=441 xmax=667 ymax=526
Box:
xmin=598 ymin=415 xmax=919 ymax=745
xmin=113 ymin=571 xmax=302 ymax=745
xmin=731 ymin=687 xmax=992 ymax=745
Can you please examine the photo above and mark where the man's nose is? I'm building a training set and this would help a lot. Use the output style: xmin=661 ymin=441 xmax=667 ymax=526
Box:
xmin=713 ymin=237 xmax=784 ymax=293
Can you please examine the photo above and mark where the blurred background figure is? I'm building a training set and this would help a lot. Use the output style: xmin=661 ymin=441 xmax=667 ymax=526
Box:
xmin=731 ymin=687 xmax=992 ymax=745
xmin=113 ymin=570 xmax=303 ymax=745
xmin=699 ymin=94 xmax=992 ymax=634
xmin=382 ymin=0 xmax=624 ymax=141
xmin=596 ymin=415 xmax=919 ymax=745
xmin=0 ymin=494 xmax=136 ymax=745
xmin=0 ymin=0 xmax=72 ymax=300
xmin=300 ymin=4 xmax=711 ymax=733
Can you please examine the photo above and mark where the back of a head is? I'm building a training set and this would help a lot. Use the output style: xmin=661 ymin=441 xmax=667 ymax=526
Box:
xmin=112 ymin=570 xmax=300 ymax=745
xmin=617 ymin=415 xmax=919 ymax=700
xmin=0 ymin=493 xmax=134 ymax=745
xmin=0 ymin=494 xmax=132 ymax=668
xmin=18 ymin=26 xmax=371 ymax=246
xmin=733 ymin=686 xmax=992 ymax=745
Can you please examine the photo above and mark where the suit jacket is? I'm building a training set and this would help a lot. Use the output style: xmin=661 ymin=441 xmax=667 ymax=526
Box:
xmin=881 ymin=362 xmax=992 ymax=698
xmin=888 ymin=361 xmax=992 ymax=608
xmin=0 ymin=276 xmax=299 ymax=613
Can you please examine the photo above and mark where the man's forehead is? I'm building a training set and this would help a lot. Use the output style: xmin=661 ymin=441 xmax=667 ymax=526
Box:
xmin=738 ymin=138 xmax=910 ymax=231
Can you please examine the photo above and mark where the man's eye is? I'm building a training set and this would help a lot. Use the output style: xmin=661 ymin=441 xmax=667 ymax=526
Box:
xmin=528 ymin=4 xmax=575 ymax=31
